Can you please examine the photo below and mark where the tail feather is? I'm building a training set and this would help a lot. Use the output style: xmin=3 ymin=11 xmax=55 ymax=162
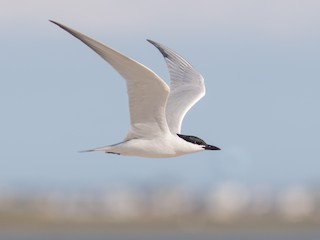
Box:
xmin=79 ymin=145 xmax=120 ymax=154
xmin=79 ymin=146 xmax=109 ymax=153
xmin=79 ymin=149 xmax=95 ymax=153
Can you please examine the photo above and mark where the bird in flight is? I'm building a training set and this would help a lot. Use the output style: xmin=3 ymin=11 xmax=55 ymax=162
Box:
xmin=51 ymin=20 xmax=220 ymax=158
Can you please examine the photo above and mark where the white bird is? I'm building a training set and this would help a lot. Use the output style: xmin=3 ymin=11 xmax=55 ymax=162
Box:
xmin=50 ymin=20 xmax=220 ymax=158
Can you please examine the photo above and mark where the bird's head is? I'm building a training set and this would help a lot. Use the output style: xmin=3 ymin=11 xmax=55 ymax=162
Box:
xmin=177 ymin=134 xmax=220 ymax=151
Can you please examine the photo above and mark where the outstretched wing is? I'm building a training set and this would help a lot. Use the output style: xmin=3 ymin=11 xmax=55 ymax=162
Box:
xmin=147 ymin=40 xmax=205 ymax=134
xmin=51 ymin=21 xmax=170 ymax=139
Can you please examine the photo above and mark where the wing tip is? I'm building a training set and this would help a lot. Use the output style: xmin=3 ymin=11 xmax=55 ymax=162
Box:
xmin=146 ymin=39 xmax=155 ymax=45
xmin=78 ymin=149 xmax=95 ymax=153
xmin=147 ymin=39 xmax=170 ymax=59
xmin=49 ymin=19 xmax=59 ymax=26
xmin=49 ymin=20 xmax=71 ymax=33
xmin=49 ymin=20 xmax=66 ymax=30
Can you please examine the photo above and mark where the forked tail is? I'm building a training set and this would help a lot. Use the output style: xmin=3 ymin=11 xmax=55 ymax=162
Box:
xmin=79 ymin=144 xmax=121 ymax=155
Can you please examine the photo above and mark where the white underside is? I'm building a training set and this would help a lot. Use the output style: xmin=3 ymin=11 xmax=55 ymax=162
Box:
xmin=92 ymin=134 xmax=204 ymax=158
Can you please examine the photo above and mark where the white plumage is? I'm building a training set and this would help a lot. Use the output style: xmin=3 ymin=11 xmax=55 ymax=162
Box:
xmin=51 ymin=20 xmax=220 ymax=158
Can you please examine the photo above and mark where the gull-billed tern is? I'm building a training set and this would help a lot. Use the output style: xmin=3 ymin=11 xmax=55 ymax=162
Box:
xmin=51 ymin=20 xmax=220 ymax=158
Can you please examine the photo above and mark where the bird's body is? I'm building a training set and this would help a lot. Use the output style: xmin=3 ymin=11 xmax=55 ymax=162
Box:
xmin=51 ymin=20 xmax=220 ymax=158
xmin=93 ymin=134 xmax=205 ymax=158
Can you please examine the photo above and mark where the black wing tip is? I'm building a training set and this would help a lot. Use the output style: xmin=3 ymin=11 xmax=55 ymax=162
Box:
xmin=147 ymin=39 xmax=160 ymax=46
xmin=49 ymin=20 xmax=63 ymax=28
xmin=146 ymin=39 xmax=158 ymax=47
xmin=147 ymin=39 xmax=170 ymax=59
xmin=49 ymin=19 xmax=58 ymax=25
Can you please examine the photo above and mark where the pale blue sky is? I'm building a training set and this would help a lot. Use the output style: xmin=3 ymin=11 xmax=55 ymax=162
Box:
xmin=1 ymin=0 xmax=320 ymax=190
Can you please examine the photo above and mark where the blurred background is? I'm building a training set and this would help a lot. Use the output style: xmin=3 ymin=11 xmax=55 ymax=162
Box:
xmin=1 ymin=0 xmax=320 ymax=239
